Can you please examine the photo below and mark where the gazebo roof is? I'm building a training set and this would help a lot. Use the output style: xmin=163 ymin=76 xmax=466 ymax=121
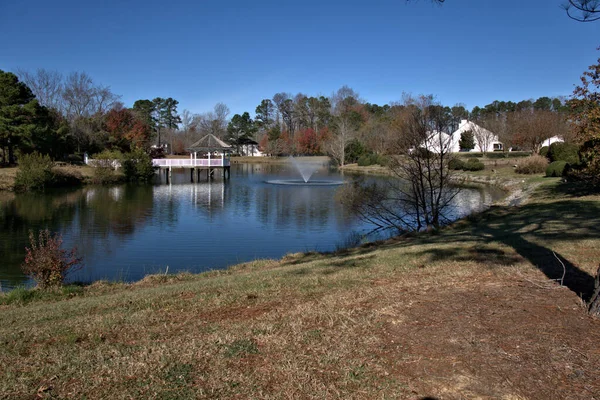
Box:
xmin=187 ymin=134 xmax=232 ymax=152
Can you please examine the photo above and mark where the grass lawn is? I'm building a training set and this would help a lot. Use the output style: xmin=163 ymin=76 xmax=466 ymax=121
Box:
xmin=1 ymin=174 xmax=599 ymax=399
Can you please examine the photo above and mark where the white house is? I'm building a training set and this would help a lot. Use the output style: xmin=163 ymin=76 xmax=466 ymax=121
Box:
xmin=236 ymin=138 xmax=265 ymax=156
xmin=421 ymin=130 xmax=459 ymax=154
xmin=451 ymin=120 xmax=503 ymax=153
xmin=541 ymin=136 xmax=564 ymax=148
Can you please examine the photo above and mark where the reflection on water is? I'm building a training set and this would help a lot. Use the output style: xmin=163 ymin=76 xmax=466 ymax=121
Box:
xmin=0 ymin=164 xmax=504 ymax=290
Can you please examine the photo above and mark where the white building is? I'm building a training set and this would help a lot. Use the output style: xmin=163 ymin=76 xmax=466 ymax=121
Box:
xmin=541 ymin=136 xmax=564 ymax=148
xmin=451 ymin=120 xmax=503 ymax=153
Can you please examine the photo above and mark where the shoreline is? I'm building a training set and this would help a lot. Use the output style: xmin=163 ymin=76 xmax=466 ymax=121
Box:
xmin=2 ymin=161 xmax=536 ymax=293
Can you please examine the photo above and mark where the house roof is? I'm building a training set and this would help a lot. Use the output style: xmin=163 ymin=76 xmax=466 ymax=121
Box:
xmin=187 ymin=134 xmax=232 ymax=152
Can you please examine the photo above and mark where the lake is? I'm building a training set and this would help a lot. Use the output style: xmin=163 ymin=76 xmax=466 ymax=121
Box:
xmin=0 ymin=162 xmax=504 ymax=290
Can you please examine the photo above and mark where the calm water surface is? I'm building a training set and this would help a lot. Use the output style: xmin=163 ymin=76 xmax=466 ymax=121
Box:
xmin=0 ymin=163 xmax=504 ymax=289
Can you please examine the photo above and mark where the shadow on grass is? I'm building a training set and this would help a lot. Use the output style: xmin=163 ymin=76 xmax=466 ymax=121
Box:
xmin=459 ymin=199 xmax=600 ymax=300
xmin=281 ymin=189 xmax=600 ymax=301
xmin=540 ymin=179 xmax=600 ymax=198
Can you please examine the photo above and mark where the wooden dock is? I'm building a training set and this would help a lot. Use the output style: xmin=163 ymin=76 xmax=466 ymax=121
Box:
xmin=152 ymin=158 xmax=231 ymax=182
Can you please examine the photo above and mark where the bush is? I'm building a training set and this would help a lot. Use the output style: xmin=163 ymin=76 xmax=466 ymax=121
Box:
xmin=91 ymin=150 xmax=123 ymax=184
xmin=539 ymin=146 xmax=549 ymax=157
xmin=463 ymin=158 xmax=485 ymax=171
xmin=547 ymin=142 xmax=579 ymax=164
xmin=65 ymin=154 xmax=84 ymax=164
xmin=484 ymin=152 xmax=509 ymax=159
xmin=122 ymin=148 xmax=156 ymax=182
xmin=487 ymin=151 xmax=530 ymax=159
xmin=345 ymin=140 xmax=369 ymax=164
xmin=21 ymin=229 xmax=82 ymax=289
xmin=448 ymin=158 xmax=465 ymax=170
xmin=546 ymin=161 xmax=568 ymax=177
xmin=355 ymin=153 xmax=388 ymax=167
xmin=515 ymin=155 xmax=549 ymax=174
xmin=14 ymin=152 xmax=56 ymax=192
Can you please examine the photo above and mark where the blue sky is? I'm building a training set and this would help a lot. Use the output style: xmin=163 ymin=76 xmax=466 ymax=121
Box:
xmin=1 ymin=0 xmax=598 ymax=116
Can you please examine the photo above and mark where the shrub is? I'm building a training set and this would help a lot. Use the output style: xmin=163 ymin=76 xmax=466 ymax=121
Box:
xmin=345 ymin=140 xmax=369 ymax=164
xmin=21 ymin=229 xmax=83 ymax=289
xmin=515 ymin=155 xmax=549 ymax=174
xmin=14 ymin=152 xmax=56 ymax=192
xmin=547 ymin=142 xmax=580 ymax=164
xmin=539 ymin=146 xmax=549 ymax=157
xmin=448 ymin=158 xmax=465 ymax=170
xmin=577 ymin=137 xmax=600 ymax=183
xmin=459 ymin=152 xmax=483 ymax=158
xmin=487 ymin=151 xmax=530 ymax=159
xmin=356 ymin=153 xmax=387 ymax=167
xmin=463 ymin=158 xmax=485 ymax=171
xmin=65 ymin=154 xmax=84 ymax=164
xmin=122 ymin=148 xmax=156 ymax=182
xmin=546 ymin=161 xmax=568 ymax=177
xmin=91 ymin=150 xmax=123 ymax=184
xmin=484 ymin=152 xmax=509 ymax=159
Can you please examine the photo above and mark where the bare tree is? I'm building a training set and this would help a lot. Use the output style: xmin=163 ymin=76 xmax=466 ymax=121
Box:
xmin=325 ymin=86 xmax=363 ymax=165
xmin=416 ymin=0 xmax=599 ymax=22
xmin=16 ymin=68 xmax=64 ymax=112
xmin=341 ymin=95 xmax=458 ymax=232
xmin=192 ymin=103 xmax=230 ymax=140
xmin=62 ymin=72 xmax=120 ymax=120
xmin=563 ymin=0 xmax=600 ymax=22
xmin=471 ymin=117 xmax=500 ymax=154
xmin=508 ymin=110 xmax=569 ymax=152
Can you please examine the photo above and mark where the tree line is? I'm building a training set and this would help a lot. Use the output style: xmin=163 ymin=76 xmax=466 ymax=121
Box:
xmin=0 ymin=66 xmax=592 ymax=172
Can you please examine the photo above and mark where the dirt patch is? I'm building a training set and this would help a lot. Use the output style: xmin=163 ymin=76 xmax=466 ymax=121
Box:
xmin=373 ymin=272 xmax=600 ymax=399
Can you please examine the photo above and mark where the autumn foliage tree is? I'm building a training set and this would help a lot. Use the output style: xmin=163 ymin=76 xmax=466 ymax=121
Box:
xmin=569 ymin=53 xmax=600 ymax=182
xmin=104 ymin=108 xmax=152 ymax=152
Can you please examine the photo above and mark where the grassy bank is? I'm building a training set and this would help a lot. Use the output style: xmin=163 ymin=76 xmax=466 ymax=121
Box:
xmin=1 ymin=175 xmax=599 ymax=399
xmin=0 ymin=165 xmax=99 ymax=192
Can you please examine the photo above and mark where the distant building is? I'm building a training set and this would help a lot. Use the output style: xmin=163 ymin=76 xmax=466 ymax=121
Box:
xmin=451 ymin=120 xmax=503 ymax=153
xmin=541 ymin=136 xmax=564 ymax=148
xmin=236 ymin=138 xmax=265 ymax=156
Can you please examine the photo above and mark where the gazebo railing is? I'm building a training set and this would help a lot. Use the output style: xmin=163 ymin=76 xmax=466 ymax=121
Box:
xmin=152 ymin=158 xmax=230 ymax=167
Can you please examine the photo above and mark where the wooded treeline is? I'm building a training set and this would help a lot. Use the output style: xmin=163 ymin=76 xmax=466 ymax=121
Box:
xmin=0 ymin=65 xmax=593 ymax=170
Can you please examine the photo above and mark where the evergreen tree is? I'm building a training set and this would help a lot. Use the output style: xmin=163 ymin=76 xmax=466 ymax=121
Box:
xmin=0 ymin=70 xmax=40 ymax=164
xmin=459 ymin=130 xmax=475 ymax=151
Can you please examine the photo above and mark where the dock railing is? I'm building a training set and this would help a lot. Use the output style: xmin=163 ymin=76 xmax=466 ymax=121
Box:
xmin=151 ymin=158 xmax=230 ymax=168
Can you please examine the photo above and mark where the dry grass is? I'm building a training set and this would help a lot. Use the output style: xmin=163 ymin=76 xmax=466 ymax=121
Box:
xmin=0 ymin=165 xmax=96 ymax=192
xmin=1 ymin=178 xmax=600 ymax=399
xmin=0 ymin=167 xmax=17 ymax=191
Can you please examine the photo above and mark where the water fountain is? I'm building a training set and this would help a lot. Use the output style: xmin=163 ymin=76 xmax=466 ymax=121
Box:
xmin=266 ymin=157 xmax=345 ymax=186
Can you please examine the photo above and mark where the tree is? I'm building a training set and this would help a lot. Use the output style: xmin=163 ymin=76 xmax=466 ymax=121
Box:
xmin=16 ymin=68 xmax=64 ymax=112
xmin=325 ymin=86 xmax=363 ymax=166
xmin=533 ymin=96 xmax=553 ymax=111
xmin=459 ymin=130 xmax=475 ymax=151
xmin=192 ymin=103 xmax=230 ymax=140
xmin=255 ymin=99 xmax=275 ymax=129
xmin=509 ymin=110 xmax=568 ymax=152
xmin=419 ymin=0 xmax=599 ymax=22
xmin=341 ymin=94 xmax=458 ymax=232
xmin=0 ymin=70 xmax=39 ymax=164
xmin=472 ymin=116 xmax=500 ymax=154
xmin=104 ymin=108 xmax=152 ymax=152
xmin=568 ymin=53 xmax=600 ymax=181
xmin=151 ymin=97 xmax=166 ymax=147
xmin=227 ymin=112 xmax=256 ymax=153
xmin=132 ymin=99 xmax=154 ymax=128
xmin=563 ymin=0 xmax=600 ymax=22
xmin=161 ymin=98 xmax=182 ymax=154
xmin=62 ymin=72 xmax=119 ymax=120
